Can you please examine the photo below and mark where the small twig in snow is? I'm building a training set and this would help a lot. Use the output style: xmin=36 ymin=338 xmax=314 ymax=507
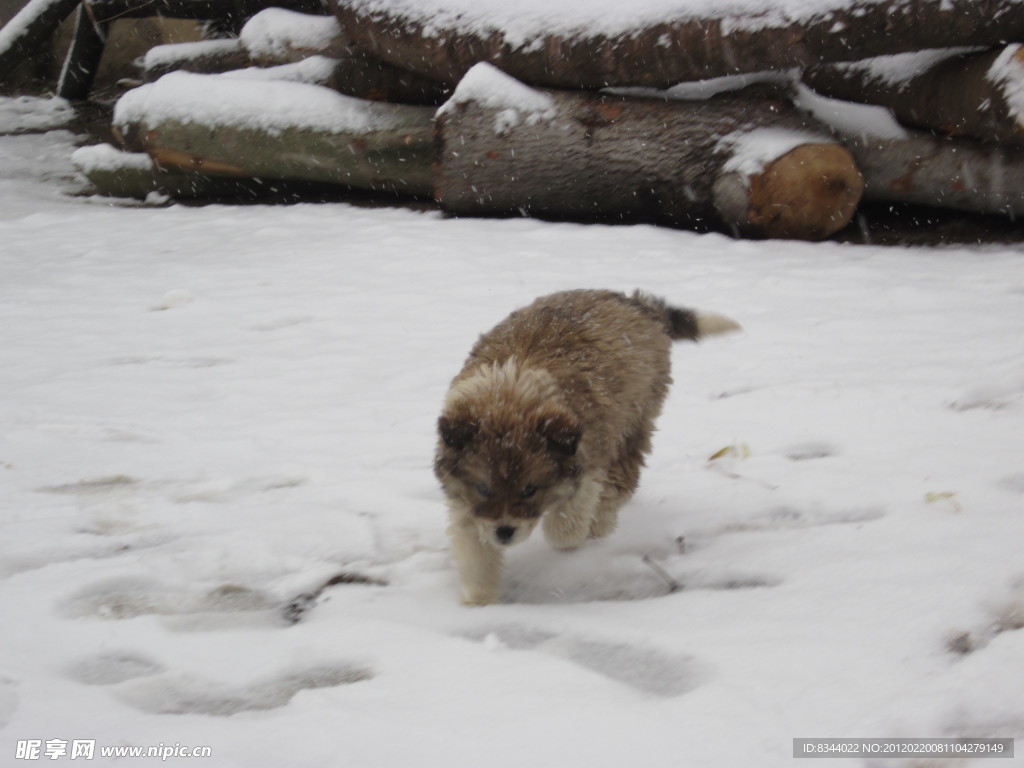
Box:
xmin=642 ymin=556 xmax=683 ymax=594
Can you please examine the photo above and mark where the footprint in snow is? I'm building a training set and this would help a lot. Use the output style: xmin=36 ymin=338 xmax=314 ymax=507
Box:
xmin=117 ymin=663 xmax=372 ymax=716
xmin=946 ymin=577 xmax=1024 ymax=656
xmin=712 ymin=505 xmax=886 ymax=536
xmin=949 ymin=377 xmax=1024 ymax=412
xmin=502 ymin=546 xmax=778 ymax=605
xmin=66 ymin=652 xmax=165 ymax=685
xmin=783 ymin=441 xmax=839 ymax=461
xmin=998 ymin=473 xmax=1024 ymax=494
xmin=59 ymin=578 xmax=283 ymax=630
xmin=3 ymin=482 xmax=177 ymax=579
xmin=37 ymin=472 xmax=308 ymax=505
xmin=38 ymin=474 xmax=140 ymax=495
xmin=247 ymin=314 xmax=315 ymax=332
xmin=105 ymin=355 xmax=233 ymax=368
xmin=463 ymin=625 xmax=706 ymax=698
xmin=0 ymin=531 xmax=176 ymax=580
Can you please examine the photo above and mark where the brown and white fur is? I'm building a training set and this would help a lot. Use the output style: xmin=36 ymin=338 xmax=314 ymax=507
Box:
xmin=434 ymin=289 xmax=739 ymax=605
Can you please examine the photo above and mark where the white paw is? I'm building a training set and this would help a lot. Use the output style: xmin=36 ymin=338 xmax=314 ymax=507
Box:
xmin=461 ymin=591 xmax=501 ymax=607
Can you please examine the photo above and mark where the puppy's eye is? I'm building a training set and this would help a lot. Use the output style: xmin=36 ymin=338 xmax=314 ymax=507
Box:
xmin=520 ymin=485 xmax=537 ymax=499
xmin=476 ymin=483 xmax=491 ymax=497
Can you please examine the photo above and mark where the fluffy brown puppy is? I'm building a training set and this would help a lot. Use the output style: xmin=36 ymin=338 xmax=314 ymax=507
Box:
xmin=434 ymin=289 xmax=739 ymax=605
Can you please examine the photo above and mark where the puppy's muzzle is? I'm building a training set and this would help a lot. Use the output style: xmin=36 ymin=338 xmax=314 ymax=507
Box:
xmin=495 ymin=525 xmax=517 ymax=545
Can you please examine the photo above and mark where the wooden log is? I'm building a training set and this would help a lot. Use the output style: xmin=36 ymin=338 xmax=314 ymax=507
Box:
xmin=434 ymin=64 xmax=863 ymax=240
xmin=0 ymin=0 xmax=324 ymax=95
xmin=238 ymin=8 xmax=448 ymax=103
xmin=330 ymin=0 xmax=1024 ymax=89
xmin=113 ymin=70 xmax=434 ymax=195
xmin=803 ymin=45 xmax=1024 ymax=147
xmin=0 ymin=0 xmax=82 ymax=82
xmin=71 ymin=142 xmax=320 ymax=199
xmin=239 ymin=7 xmax=348 ymax=64
xmin=71 ymin=142 xmax=239 ymax=198
xmin=140 ymin=10 xmax=447 ymax=104
xmin=330 ymin=52 xmax=449 ymax=104
xmin=56 ymin=1 xmax=109 ymax=100
xmin=842 ymin=133 xmax=1024 ymax=216
xmin=86 ymin=0 xmax=327 ymax=31
xmin=142 ymin=39 xmax=250 ymax=81
xmin=796 ymin=84 xmax=1024 ymax=216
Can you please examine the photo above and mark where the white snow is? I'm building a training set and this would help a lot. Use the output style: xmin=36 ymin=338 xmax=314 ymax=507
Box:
xmin=608 ymin=74 xmax=908 ymax=144
xmin=0 ymin=0 xmax=66 ymax=54
xmin=794 ymin=83 xmax=909 ymax=140
xmin=609 ymin=70 xmax=791 ymax=101
xmin=988 ymin=44 xmax=1024 ymax=125
xmin=718 ymin=127 xmax=832 ymax=174
xmin=2 ymin=98 xmax=1024 ymax=768
xmin=437 ymin=62 xmax=558 ymax=134
xmin=217 ymin=56 xmax=340 ymax=86
xmin=141 ymin=47 xmax=341 ymax=88
xmin=338 ymin=0 xmax=993 ymax=47
xmin=70 ymin=143 xmax=153 ymax=174
xmin=141 ymin=39 xmax=243 ymax=71
xmin=113 ymin=71 xmax=432 ymax=136
xmin=829 ymin=47 xmax=982 ymax=89
xmin=0 ymin=95 xmax=74 ymax=134
xmin=238 ymin=7 xmax=343 ymax=59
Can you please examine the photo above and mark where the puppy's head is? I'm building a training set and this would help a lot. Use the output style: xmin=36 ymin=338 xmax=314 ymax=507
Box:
xmin=435 ymin=366 xmax=582 ymax=548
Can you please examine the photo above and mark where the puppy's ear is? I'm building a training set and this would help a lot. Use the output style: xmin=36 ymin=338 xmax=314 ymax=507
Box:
xmin=438 ymin=415 xmax=478 ymax=451
xmin=538 ymin=415 xmax=582 ymax=457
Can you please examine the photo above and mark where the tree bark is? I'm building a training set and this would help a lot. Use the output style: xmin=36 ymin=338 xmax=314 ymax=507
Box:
xmin=86 ymin=0 xmax=327 ymax=31
xmin=113 ymin=74 xmax=435 ymax=195
xmin=803 ymin=45 xmax=1024 ymax=147
xmin=142 ymin=39 xmax=250 ymax=82
xmin=330 ymin=0 xmax=1024 ymax=89
xmin=330 ymin=52 xmax=449 ymax=104
xmin=237 ymin=9 xmax=447 ymax=103
xmin=139 ymin=12 xmax=447 ymax=104
xmin=0 ymin=0 xmax=83 ymax=82
xmin=843 ymin=131 xmax=1024 ymax=216
xmin=434 ymin=67 xmax=863 ymax=240
xmin=795 ymin=81 xmax=1024 ymax=216
xmin=72 ymin=142 xmax=260 ymax=198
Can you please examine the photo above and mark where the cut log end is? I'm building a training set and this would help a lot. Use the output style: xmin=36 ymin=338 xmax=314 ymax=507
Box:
xmin=744 ymin=144 xmax=864 ymax=240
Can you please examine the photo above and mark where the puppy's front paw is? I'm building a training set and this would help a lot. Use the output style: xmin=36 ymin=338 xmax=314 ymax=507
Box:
xmin=543 ymin=511 xmax=591 ymax=550
xmin=461 ymin=590 xmax=500 ymax=607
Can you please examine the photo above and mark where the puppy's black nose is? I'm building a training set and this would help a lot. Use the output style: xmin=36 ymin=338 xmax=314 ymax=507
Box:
xmin=495 ymin=526 xmax=516 ymax=544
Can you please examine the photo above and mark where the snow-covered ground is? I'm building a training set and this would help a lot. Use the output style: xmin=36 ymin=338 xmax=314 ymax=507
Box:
xmin=1 ymin=97 xmax=1023 ymax=767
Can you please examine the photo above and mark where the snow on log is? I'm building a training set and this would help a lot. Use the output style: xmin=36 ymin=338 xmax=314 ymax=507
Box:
xmin=797 ymin=85 xmax=1024 ymax=216
xmin=203 ymin=56 xmax=347 ymax=92
xmin=327 ymin=52 xmax=450 ymax=104
xmin=850 ymin=134 xmax=1024 ymax=216
xmin=85 ymin=0 xmax=327 ymax=28
xmin=237 ymin=8 xmax=447 ymax=103
xmin=240 ymin=8 xmax=349 ymax=65
xmin=141 ymin=11 xmax=447 ymax=104
xmin=803 ymin=46 xmax=1024 ymax=147
xmin=434 ymin=64 xmax=863 ymax=240
xmin=0 ymin=0 xmax=82 ymax=81
xmin=112 ymin=71 xmax=434 ymax=195
xmin=330 ymin=0 xmax=1024 ymax=89
xmin=142 ymin=39 xmax=250 ymax=82
xmin=72 ymin=142 xmax=274 ymax=199
xmin=0 ymin=95 xmax=75 ymax=134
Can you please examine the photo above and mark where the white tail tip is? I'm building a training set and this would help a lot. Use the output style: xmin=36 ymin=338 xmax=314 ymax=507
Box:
xmin=695 ymin=312 xmax=742 ymax=338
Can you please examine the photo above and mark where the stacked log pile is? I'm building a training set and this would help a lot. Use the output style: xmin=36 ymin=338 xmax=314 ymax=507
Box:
xmin=3 ymin=0 xmax=1024 ymax=239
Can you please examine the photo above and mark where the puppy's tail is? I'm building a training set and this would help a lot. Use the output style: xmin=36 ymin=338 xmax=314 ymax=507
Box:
xmin=630 ymin=290 xmax=741 ymax=341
